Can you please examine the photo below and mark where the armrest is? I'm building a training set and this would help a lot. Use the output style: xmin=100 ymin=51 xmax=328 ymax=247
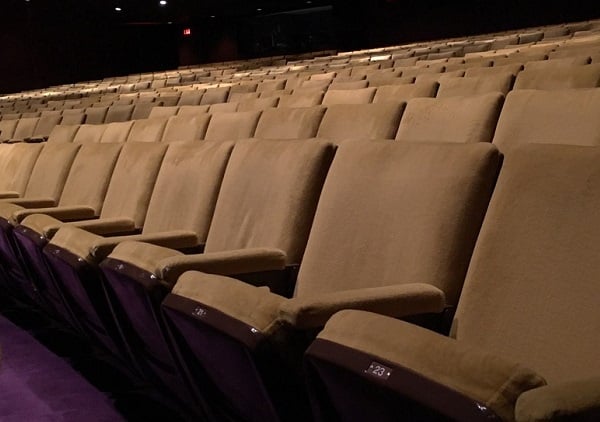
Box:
xmin=0 ymin=192 xmax=20 ymax=199
xmin=67 ymin=217 xmax=136 ymax=236
xmin=91 ymin=230 xmax=199 ymax=261
xmin=159 ymin=247 xmax=287 ymax=284
xmin=279 ymin=283 xmax=446 ymax=329
xmin=515 ymin=377 xmax=600 ymax=421
xmin=19 ymin=213 xmax=63 ymax=238
xmin=1 ymin=197 xmax=56 ymax=208
xmin=0 ymin=202 xmax=25 ymax=221
xmin=12 ymin=205 xmax=96 ymax=224
xmin=315 ymin=310 xmax=546 ymax=422
xmin=170 ymin=271 xmax=287 ymax=343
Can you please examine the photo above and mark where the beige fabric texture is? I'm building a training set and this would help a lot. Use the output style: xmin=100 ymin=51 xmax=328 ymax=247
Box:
xmin=100 ymin=121 xmax=134 ymax=143
xmin=513 ymin=64 xmax=600 ymax=90
xmin=254 ymin=106 xmax=326 ymax=139
xmin=437 ymin=74 xmax=514 ymax=97
xmin=127 ymin=118 xmax=168 ymax=143
xmin=141 ymin=142 xmax=234 ymax=239
xmin=209 ymin=102 xmax=238 ymax=113
xmin=22 ymin=143 xmax=81 ymax=201
xmin=158 ymin=247 xmax=287 ymax=284
xmin=68 ymin=217 xmax=136 ymax=235
xmin=204 ymin=110 xmax=261 ymax=141
xmin=278 ymin=90 xmax=324 ymax=108
xmin=172 ymin=271 xmax=286 ymax=335
xmin=72 ymin=124 xmax=106 ymax=144
xmin=100 ymin=237 xmax=183 ymax=270
xmin=0 ymin=143 xmax=43 ymax=196
xmin=328 ymin=80 xmax=369 ymax=90
xmin=372 ymin=81 xmax=438 ymax=103
xmin=237 ymin=97 xmax=279 ymax=112
xmin=98 ymin=142 xmax=167 ymax=228
xmin=464 ymin=63 xmax=523 ymax=77
xmin=162 ymin=114 xmax=211 ymax=143
xmin=279 ymin=283 xmax=445 ymax=329
xmin=148 ymin=106 xmax=180 ymax=118
xmin=317 ymin=102 xmax=405 ymax=141
xmin=204 ymin=140 xmax=335 ymax=265
xmin=515 ymin=377 xmax=600 ymax=421
xmin=46 ymin=124 xmax=80 ymax=143
xmin=395 ymin=93 xmax=503 ymax=143
xmin=453 ymin=144 xmax=600 ymax=385
xmin=493 ymin=88 xmax=600 ymax=152
xmin=56 ymin=143 xmax=122 ymax=213
xmin=321 ymin=87 xmax=377 ymax=105
xmin=295 ymin=141 xmax=500 ymax=306
xmin=18 ymin=205 xmax=96 ymax=229
xmin=318 ymin=310 xmax=546 ymax=422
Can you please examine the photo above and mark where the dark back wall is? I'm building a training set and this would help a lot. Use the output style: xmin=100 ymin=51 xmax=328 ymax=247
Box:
xmin=1 ymin=1 xmax=599 ymax=94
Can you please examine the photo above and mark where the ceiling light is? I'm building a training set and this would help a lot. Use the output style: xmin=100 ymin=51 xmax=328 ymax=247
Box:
xmin=115 ymin=7 xmax=122 ymax=11
xmin=159 ymin=0 xmax=167 ymax=5
xmin=256 ymin=8 xmax=262 ymax=11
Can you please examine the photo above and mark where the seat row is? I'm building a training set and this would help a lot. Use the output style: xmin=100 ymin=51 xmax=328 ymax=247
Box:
xmin=0 ymin=136 xmax=597 ymax=421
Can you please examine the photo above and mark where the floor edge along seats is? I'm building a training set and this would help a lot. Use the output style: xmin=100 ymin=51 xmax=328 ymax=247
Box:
xmin=160 ymin=141 xmax=501 ymax=422
xmin=304 ymin=143 xmax=600 ymax=422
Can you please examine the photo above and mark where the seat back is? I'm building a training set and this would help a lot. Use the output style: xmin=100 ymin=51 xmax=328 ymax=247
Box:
xmin=161 ymin=115 xmax=211 ymax=143
xmin=322 ymin=87 xmax=376 ymax=105
xmin=254 ymin=106 xmax=326 ymax=139
xmin=204 ymin=111 xmax=261 ymax=141
xmin=105 ymin=104 xmax=134 ymax=123
xmin=22 ymin=143 xmax=81 ymax=202
xmin=0 ymin=143 xmax=44 ymax=194
xmin=31 ymin=115 xmax=62 ymax=139
xmin=141 ymin=142 xmax=234 ymax=240
xmin=84 ymin=106 xmax=109 ymax=124
xmin=127 ymin=118 xmax=168 ymax=143
xmin=100 ymin=121 xmax=134 ymax=143
xmin=317 ymin=103 xmax=405 ymax=141
xmin=204 ymin=140 xmax=336 ymax=264
xmin=396 ymin=93 xmax=504 ymax=143
xmin=73 ymin=124 xmax=107 ymax=144
xmin=149 ymin=106 xmax=180 ymax=118
xmin=99 ymin=142 xmax=168 ymax=228
xmin=0 ymin=119 xmax=18 ymax=142
xmin=513 ymin=64 xmax=600 ymax=90
xmin=294 ymin=141 xmax=500 ymax=307
xmin=57 ymin=143 xmax=122 ymax=214
xmin=372 ymin=81 xmax=438 ymax=103
xmin=279 ymin=90 xmax=324 ymax=108
xmin=453 ymin=144 xmax=600 ymax=383
xmin=437 ymin=74 xmax=514 ymax=97
xmin=493 ymin=88 xmax=600 ymax=151
xmin=46 ymin=124 xmax=80 ymax=143
xmin=12 ymin=117 xmax=39 ymax=141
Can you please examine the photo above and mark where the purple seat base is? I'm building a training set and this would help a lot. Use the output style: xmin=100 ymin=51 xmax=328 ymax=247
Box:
xmin=0 ymin=314 xmax=125 ymax=421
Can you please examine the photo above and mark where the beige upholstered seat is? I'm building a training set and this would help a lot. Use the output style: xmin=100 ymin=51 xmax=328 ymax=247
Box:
xmin=317 ymin=102 xmax=405 ymax=141
xmin=396 ymin=93 xmax=504 ymax=143
xmin=177 ymin=105 xmax=210 ymax=116
xmin=372 ymin=81 xmax=438 ymax=103
xmin=105 ymin=105 xmax=134 ymax=123
xmin=437 ymin=74 xmax=514 ymax=97
xmin=493 ymin=88 xmax=600 ymax=152
xmin=161 ymin=115 xmax=211 ymax=143
xmin=321 ymin=87 xmax=376 ymax=105
xmin=84 ymin=106 xmax=109 ymax=124
xmin=513 ymin=64 xmax=600 ymax=89
xmin=126 ymin=118 xmax=168 ymax=143
xmin=72 ymin=124 xmax=107 ymax=144
xmin=46 ymin=124 xmax=80 ymax=143
xmin=307 ymin=143 xmax=600 ymax=422
xmin=99 ymin=121 xmax=134 ymax=143
xmin=279 ymin=89 xmax=324 ymax=107
xmin=204 ymin=111 xmax=261 ymax=141
xmin=10 ymin=117 xmax=39 ymax=142
xmin=199 ymin=87 xmax=230 ymax=105
xmin=0 ymin=119 xmax=18 ymax=143
xmin=464 ymin=63 xmax=523 ymax=77
xmin=161 ymin=141 xmax=501 ymax=422
xmin=254 ymin=106 xmax=325 ymax=139
xmin=3 ymin=143 xmax=122 ymax=225
xmin=148 ymin=106 xmax=180 ymax=118
xmin=0 ymin=143 xmax=44 ymax=198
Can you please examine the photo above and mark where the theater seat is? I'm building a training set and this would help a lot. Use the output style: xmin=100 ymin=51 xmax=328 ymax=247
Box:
xmin=204 ymin=110 xmax=261 ymax=141
xmin=160 ymin=141 xmax=500 ymax=422
xmin=254 ymin=106 xmax=326 ymax=139
xmin=316 ymin=103 xmax=405 ymax=141
xmin=493 ymin=88 xmax=600 ymax=152
xmin=513 ymin=64 xmax=600 ymax=90
xmin=437 ymin=74 xmax=514 ymax=97
xmin=161 ymin=114 xmax=211 ymax=143
xmin=305 ymin=143 xmax=600 ymax=422
xmin=321 ymin=87 xmax=376 ymax=105
xmin=396 ymin=93 xmax=504 ymax=143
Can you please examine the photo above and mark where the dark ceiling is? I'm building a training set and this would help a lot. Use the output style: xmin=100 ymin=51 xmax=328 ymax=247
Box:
xmin=1 ymin=0 xmax=332 ymax=24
